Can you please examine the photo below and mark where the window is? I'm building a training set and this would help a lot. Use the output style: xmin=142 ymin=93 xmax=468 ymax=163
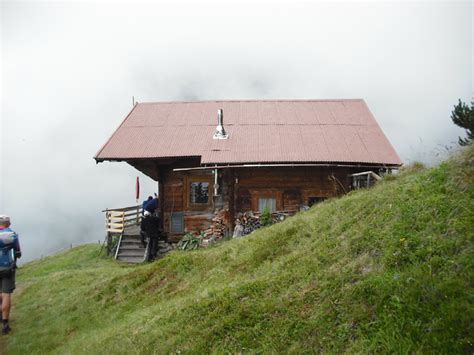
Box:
xmin=258 ymin=198 xmax=276 ymax=213
xmin=190 ymin=182 xmax=209 ymax=204
xmin=170 ymin=212 xmax=184 ymax=233
xmin=250 ymin=190 xmax=283 ymax=212
xmin=185 ymin=176 xmax=213 ymax=209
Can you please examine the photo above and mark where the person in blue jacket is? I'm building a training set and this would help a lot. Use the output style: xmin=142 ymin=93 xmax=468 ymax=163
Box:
xmin=144 ymin=194 xmax=159 ymax=215
xmin=0 ymin=215 xmax=21 ymax=335
xmin=142 ymin=196 xmax=153 ymax=216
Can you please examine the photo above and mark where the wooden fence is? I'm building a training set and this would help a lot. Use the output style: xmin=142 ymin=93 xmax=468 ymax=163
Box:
xmin=104 ymin=205 xmax=142 ymax=234
xmin=102 ymin=205 xmax=142 ymax=255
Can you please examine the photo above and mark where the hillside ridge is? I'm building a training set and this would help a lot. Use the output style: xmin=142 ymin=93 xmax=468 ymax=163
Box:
xmin=8 ymin=145 xmax=474 ymax=354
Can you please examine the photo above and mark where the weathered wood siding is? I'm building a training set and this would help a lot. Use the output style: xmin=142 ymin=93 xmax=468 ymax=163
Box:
xmin=158 ymin=165 xmax=356 ymax=241
xmin=160 ymin=168 xmax=236 ymax=241
xmin=234 ymin=167 xmax=351 ymax=213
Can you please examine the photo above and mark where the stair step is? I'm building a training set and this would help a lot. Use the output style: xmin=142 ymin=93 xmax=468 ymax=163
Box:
xmin=118 ymin=249 xmax=146 ymax=257
xmin=117 ymin=256 xmax=145 ymax=263
xmin=120 ymin=244 xmax=144 ymax=249
xmin=121 ymin=235 xmax=141 ymax=241
xmin=120 ymin=245 xmax=146 ymax=251
xmin=123 ymin=225 xmax=141 ymax=236
xmin=115 ymin=232 xmax=173 ymax=263
xmin=121 ymin=239 xmax=142 ymax=245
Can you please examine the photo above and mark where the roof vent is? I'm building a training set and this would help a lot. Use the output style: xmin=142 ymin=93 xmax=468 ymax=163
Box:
xmin=213 ymin=109 xmax=229 ymax=140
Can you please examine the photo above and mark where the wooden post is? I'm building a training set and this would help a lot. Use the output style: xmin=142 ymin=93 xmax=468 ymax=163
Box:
xmin=158 ymin=168 xmax=165 ymax=231
xmin=229 ymin=168 xmax=236 ymax=232
xmin=105 ymin=209 xmax=111 ymax=254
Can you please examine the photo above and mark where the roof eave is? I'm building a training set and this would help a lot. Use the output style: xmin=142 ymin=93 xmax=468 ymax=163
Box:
xmin=95 ymin=155 xmax=402 ymax=169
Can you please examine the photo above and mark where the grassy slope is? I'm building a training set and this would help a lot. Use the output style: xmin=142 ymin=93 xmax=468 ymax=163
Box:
xmin=8 ymin=146 xmax=473 ymax=354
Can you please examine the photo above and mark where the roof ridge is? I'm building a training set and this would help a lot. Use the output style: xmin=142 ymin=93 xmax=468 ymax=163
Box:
xmin=123 ymin=123 xmax=373 ymax=127
xmin=136 ymin=98 xmax=365 ymax=105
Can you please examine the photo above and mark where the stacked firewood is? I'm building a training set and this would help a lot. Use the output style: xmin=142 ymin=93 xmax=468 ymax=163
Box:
xmin=202 ymin=209 xmax=230 ymax=246
xmin=233 ymin=211 xmax=292 ymax=238
xmin=235 ymin=211 xmax=261 ymax=236
xmin=271 ymin=211 xmax=290 ymax=224
xmin=203 ymin=209 xmax=293 ymax=242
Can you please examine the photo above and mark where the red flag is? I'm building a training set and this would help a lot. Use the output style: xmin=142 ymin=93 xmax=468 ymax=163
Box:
xmin=135 ymin=177 xmax=140 ymax=201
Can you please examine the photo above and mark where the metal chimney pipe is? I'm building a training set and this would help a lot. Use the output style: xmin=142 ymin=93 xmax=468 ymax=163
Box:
xmin=213 ymin=108 xmax=228 ymax=139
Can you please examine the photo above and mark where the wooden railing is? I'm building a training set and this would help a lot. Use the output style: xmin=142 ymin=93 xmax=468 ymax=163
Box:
xmin=104 ymin=205 xmax=142 ymax=234
xmin=349 ymin=171 xmax=382 ymax=189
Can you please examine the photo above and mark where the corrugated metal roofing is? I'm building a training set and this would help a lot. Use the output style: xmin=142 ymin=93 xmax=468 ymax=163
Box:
xmin=95 ymin=99 xmax=402 ymax=166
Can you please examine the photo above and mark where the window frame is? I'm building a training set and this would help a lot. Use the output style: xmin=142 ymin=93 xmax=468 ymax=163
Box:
xmin=184 ymin=176 xmax=214 ymax=210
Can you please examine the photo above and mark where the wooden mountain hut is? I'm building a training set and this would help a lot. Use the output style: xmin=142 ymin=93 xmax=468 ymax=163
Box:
xmin=95 ymin=99 xmax=401 ymax=242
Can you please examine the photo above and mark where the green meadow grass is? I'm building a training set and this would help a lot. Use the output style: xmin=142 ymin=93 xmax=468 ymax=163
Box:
xmin=7 ymin=145 xmax=474 ymax=354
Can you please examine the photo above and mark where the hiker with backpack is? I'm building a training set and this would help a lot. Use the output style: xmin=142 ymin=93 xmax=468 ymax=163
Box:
xmin=142 ymin=196 xmax=153 ymax=216
xmin=0 ymin=215 xmax=21 ymax=335
xmin=140 ymin=210 xmax=160 ymax=260
xmin=144 ymin=193 xmax=159 ymax=216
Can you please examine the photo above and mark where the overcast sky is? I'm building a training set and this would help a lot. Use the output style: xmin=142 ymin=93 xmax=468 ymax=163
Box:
xmin=1 ymin=0 xmax=472 ymax=262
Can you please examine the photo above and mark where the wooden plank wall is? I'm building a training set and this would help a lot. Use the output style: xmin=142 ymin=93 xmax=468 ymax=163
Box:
xmin=159 ymin=166 xmax=354 ymax=240
xmin=234 ymin=166 xmax=350 ymax=213
xmin=161 ymin=169 xmax=218 ymax=241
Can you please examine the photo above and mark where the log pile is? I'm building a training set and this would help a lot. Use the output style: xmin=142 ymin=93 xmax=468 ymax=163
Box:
xmin=201 ymin=209 xmax=230 ymax=246
xmin=233 ymin=211 xmax=261 ymax=236
xmin=271 ymin=211 xmax=290 ymax=224
xmin=234 ymin=211 xmax=292 ymax=237
xmin=202 ymin=209 xmax=294 ymax=243
xmin=241 ymin=211 xmax=261 ymax=235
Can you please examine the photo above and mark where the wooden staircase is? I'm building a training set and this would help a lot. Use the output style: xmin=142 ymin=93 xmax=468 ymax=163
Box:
xmin=104 ymin=205 xmax=171 ymax=264
xmin=115 ymin=227 xmax=148 ymax=263
xmin=114 ymin=224 xmax=173 ymax=264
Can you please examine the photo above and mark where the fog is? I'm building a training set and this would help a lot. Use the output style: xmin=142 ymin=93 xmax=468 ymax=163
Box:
xmin=1 ymin=1 xmax=472 ymax=262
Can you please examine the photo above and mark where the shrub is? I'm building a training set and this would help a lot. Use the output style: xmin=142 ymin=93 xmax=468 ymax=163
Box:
xmin=178 ymin=231 xmax=204 ymax=250
xmin=260 ymin=207 xmax=272 ymax=227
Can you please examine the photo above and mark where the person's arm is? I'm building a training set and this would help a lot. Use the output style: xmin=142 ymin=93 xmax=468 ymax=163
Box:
xmin=14 ymin=234 xmax=21 ymax=260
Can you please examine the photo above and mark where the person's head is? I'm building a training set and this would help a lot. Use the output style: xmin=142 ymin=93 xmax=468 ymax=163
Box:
xmin=147 ymin=196 xmax=153 ymax=201
xmin=0 ymin=215 xmax=11 ymax=228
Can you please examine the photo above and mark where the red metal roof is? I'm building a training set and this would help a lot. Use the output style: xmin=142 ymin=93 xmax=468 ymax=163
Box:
xmin=95 ymin=99 xmax=402 ymax=166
